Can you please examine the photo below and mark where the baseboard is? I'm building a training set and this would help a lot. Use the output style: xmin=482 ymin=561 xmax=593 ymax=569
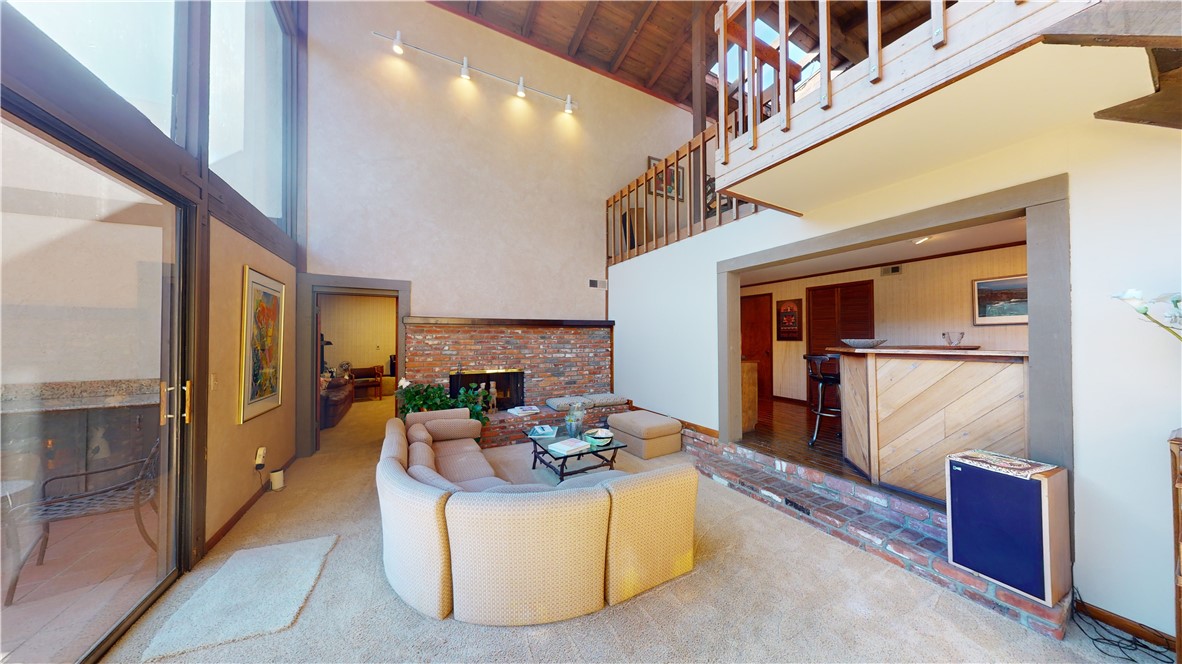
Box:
xmin=1073 ymin=599 xmax=1176 ymax=650
xmin=773 ymin=396 xmax=808 ymax=406
xmin=204 ymin=454 xmax=297 ymax=553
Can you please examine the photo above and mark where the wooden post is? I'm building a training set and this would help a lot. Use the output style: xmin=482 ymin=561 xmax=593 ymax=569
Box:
xmin=819 ymin=0 xmax=832 ymax=109
xmin=691 ymin=2 xmax=707 ymax=137
xmin=663 ymin=155 xmax=671 ymax=246
xmin=716 ymin=5 xmax=730 ymax=165
xmin=778 ymin=0 xmax=790 ymax=131
xmin=931 ymin=0 xmax=946 ymax=48
xmin=868 ymin=0 xmax=882 ymax=83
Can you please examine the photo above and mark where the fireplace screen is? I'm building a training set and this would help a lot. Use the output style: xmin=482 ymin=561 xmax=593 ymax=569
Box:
xmin=449 ymin=369 xmax=525 ymax=410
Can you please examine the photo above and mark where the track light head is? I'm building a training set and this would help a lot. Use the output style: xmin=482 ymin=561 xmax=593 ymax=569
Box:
xmin=392 ymin=30 xmax=404 ymax=55
xmin=460 ymin=56 xmax=470 ymax=80
xmin=516 ymin=77 xmax=526 ymax=98
xmin=564 ymin=95 xmax=574 ymax=114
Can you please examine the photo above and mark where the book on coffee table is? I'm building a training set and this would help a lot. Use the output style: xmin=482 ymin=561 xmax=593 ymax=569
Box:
xmin=547 ymin=439 xmax=590 ymax=456
xmin=528 ymin=425 xmax=555 ymax=438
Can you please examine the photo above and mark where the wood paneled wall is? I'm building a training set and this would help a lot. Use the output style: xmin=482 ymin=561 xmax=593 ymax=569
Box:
xmin=741 ymin=245 xmax=1028 ymax=401
xmin=318 ymin=294 xmax=398 ymax=373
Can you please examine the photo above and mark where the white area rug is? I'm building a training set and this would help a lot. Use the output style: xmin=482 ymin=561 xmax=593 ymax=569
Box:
xmin=141 ymin=535 xmax=337 ymax=661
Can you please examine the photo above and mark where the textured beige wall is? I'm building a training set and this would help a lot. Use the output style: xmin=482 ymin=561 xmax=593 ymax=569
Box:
xmin=318 ymin=294 xmax=398 ymax=372
xmin=306 ymin=1 xmax=691 ymax=319
xmin=206 ymin=218 xmax=297 ymax=540
xmin=741 ymin=245 xmax=1028 ymax=400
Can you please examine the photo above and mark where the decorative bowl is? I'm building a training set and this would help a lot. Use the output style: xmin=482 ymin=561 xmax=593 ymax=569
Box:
xmin=584 ymin=428 xmax=614 ymax=445
xmin=841 ymin=338 xmax=887 ymax=349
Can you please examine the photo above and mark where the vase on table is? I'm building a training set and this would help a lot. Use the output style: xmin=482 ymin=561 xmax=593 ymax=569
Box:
xmin=565 ymin=402 xmax=586 ymax=438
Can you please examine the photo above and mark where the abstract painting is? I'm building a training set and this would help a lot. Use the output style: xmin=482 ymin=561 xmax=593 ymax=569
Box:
xmin=240 ymin=266 xmax=285 ymax=422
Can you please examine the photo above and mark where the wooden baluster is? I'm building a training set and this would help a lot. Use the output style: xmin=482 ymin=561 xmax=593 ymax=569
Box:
xmin=868 ymin=0 xmax=882 ymax=83
xmin=677 ymin=145 xmax=687 ymax=242
xmin=746 ymin=0 xmax=758 ymax=149
xmin=778 ymin=0 xmax=790 ymax=132
xmin=819 ymin=0 xmax=832 ymax=109
xmin=604 ymin=200 xmax=611 ymax=267
xmin=716 ymin=5 xmax=729 ymax=165
xmin=930 ymin=0 xmax=946 ymax=47
xmin=662 ymin=155 xmax=671 ymax=247
xmin=627 ymin=182 xmax=636 ymax=260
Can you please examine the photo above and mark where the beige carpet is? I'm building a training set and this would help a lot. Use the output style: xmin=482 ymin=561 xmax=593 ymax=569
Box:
xmin=105 ymin=400 xmax=1151 ymax=662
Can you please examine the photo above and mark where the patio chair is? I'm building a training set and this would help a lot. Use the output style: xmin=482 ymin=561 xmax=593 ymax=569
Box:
xmin=2 ymin=440 xmax=160 ymax=606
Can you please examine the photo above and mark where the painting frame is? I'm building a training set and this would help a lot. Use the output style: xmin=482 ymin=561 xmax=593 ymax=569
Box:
xmin=239 ymin=266 xmax=285 ymax=422
xmin=646 ymin=156 xmax=685 ymax=202
xmin=972 ymin=275 xmax=1028 ymax=326
xmin=776 ymin=298 xmax=803 ymax=341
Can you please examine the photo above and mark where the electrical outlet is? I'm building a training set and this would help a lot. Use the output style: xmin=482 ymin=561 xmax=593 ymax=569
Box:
xmin=255 ymin=446 xmax=266 ymax=470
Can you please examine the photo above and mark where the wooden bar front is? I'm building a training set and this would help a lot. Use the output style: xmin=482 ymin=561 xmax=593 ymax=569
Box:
xmin=830 ymin=346 xmax=1030 ymax=502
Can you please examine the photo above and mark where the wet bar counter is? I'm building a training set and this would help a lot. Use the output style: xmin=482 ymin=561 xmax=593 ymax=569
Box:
xmin=828 ymin=346 xmax=1029 ymax=502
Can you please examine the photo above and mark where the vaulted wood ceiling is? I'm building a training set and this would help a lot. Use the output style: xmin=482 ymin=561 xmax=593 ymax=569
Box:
xmin=430 ymin=1 xmax=937 ymax=118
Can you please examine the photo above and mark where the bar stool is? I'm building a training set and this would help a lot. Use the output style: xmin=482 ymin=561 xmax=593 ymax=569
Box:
xmin=803 ymin=354 xmax=841 ymax=446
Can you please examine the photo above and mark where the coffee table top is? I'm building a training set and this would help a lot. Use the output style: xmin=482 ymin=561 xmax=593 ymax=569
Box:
xmin=524 ymin=429 xmax=626 ymax=459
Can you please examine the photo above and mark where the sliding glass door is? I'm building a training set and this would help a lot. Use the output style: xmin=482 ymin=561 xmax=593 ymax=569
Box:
xmin=0 ymin=115 xmax=184 ymax=662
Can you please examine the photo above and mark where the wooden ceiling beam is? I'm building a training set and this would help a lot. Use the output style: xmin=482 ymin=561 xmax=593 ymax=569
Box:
xmin=609 ymin=1 xmax=657 ymax=73
xmin=520 ymin=1 xmax=539 ymax=38
xmin=647 ymin=20 xmax=694 ymax=88
xmin=726 ymin=20 xmax=803 ymax=81
xmin=567 ymin=1 xmax=599 ymax=57
xmin=790 ymin=0 xmax=867 ymax=65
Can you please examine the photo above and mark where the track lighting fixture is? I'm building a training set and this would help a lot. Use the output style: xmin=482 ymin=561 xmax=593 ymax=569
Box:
xmin=372 ymin=31 xmax=576 ymax=114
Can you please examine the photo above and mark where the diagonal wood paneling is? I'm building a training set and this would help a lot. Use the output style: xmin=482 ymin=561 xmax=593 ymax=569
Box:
xmin=878 ymin=360 xmax=1008 ymax=444
xmin=876 ymin=358 xmax=959 ymax=419
xmin=840 ymin=354 xmax=871 ymax=474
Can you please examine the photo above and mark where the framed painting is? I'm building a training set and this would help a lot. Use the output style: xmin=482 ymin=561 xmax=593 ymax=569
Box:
xmin=647 ymin=156 xmax=685 ymax=202
xmin=973 ymin=275 xmax=1028 ymax=326
xmin=776 ymin=298 xmax=803 ymax=341
xmin=239 ymin=266 xmax=285 ymax=422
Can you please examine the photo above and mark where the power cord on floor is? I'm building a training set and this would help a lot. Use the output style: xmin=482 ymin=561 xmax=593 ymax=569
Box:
xmin=256 ymin=468 xmax=267 ymax=490
xmin=1071 ymin=587 xmax=1174 ymax=662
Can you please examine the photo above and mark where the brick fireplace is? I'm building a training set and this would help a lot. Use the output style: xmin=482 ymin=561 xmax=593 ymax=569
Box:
xmin=403 ymin=316 xmax=613 ymax=412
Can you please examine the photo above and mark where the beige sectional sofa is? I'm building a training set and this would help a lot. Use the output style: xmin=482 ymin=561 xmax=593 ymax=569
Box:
xmin=375 ymin=407 xmax=698 ymax=626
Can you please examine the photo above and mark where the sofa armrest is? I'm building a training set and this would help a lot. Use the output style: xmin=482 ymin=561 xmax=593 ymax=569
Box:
xmin=445 ymin=488 xmax=609 ymax=625
xmin=405 ymin=407 xmax=471 ymax=428
xmin=602 ymin=464 xmax=699 ymax=605
xmin=375 ymin=458 xmax=452 ymax=619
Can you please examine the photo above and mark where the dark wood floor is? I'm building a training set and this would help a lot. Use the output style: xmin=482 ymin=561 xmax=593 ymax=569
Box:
xmin=739 ymin=398 xmax=871 ymax=485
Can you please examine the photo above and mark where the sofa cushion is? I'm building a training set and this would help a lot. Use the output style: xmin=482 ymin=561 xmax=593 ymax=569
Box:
xmin=382 ymin=419 xmax=409 ymax=468
xmin=436 ymin=451 xmax=497 ymax=483
xmin=407 ymin=464 xmax=463 ymax=493
xmin=433 ymin=438 xmax=481 ymax=458
xmin=406 ymin=407 xmax=470 ymax=428
xmin=545 ymin=396 xmax=591 ymax=412
xmin=556 ymin=470 xmax=630 ymax=490
xmin=408 ymin=442 xmax=436 ymax=470
xmin=584 ymin=393 xmax=629 ymax=407
xmin=607 ymin=410 xmax=681 ymax=438
xmin=455 ymin=476 xmax=509 ymax=492
xmin=408 ymin=423 xmax=433 ymax=446
xmin=481 ymin=483 xmax=558 ymax=494
xmin=425 ymin=418 xmax=482 ymax=442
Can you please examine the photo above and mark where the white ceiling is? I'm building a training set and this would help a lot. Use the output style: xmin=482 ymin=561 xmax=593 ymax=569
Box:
xmin=728 ymin=44 xmax=1153 ymax=213
xmin=739 ymin=216 xmax=1026 ymax=286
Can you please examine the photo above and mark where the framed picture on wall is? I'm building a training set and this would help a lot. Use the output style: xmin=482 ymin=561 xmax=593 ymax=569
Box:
xmin=239 ymin=265 xmax=285 ymax=422
xmin=646 ymin=156 xmax=685 ymax=202
xmin=973 ymin=275 xmax=1028 ymax=326
xmin=776 ymin=298 xmax=803 ymax=341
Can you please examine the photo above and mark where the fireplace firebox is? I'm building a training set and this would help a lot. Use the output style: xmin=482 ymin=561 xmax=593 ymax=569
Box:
xmin=449 ymin=369 xmax=525 ymax=409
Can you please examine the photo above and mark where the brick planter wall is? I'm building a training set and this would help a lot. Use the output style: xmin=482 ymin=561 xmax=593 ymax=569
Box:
xmin=681 ymin=429 xmax=1072 ymax=640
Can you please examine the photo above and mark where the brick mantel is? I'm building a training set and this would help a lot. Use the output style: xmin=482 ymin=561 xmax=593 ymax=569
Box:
xmin=403 ymin=316 xmax=614 ymax=328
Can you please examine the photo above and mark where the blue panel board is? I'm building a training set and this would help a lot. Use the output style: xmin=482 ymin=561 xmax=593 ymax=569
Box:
xmin=948 ymin=460 xmax=1045 ymax=600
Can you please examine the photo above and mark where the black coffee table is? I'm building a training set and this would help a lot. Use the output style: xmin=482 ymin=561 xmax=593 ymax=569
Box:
xmin=524 ymin=429 xmax=627 ymax=482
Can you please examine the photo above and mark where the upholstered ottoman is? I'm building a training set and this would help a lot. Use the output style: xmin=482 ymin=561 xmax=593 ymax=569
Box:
xmin=607 ymin=410 xmax=682 ymax=459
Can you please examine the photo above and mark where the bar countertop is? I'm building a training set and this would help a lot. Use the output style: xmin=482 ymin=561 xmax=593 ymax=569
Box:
xmin=825 ymin=345 xmax=1028 ymax=358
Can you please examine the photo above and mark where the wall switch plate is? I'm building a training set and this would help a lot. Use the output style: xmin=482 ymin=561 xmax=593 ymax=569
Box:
xmin=255 ymin=446 xmax=266 ymax=470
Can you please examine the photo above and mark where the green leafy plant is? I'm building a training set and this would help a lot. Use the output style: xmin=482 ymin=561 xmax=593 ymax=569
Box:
xmin=455 ymin=383 xmax=491 ymax=425
xmin=396 ymin=381 xmax=452 ymax=417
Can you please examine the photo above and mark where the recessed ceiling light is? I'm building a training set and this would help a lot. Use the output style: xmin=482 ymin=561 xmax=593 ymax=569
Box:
xmin=913 ymin=236 xmax=930 ymax=245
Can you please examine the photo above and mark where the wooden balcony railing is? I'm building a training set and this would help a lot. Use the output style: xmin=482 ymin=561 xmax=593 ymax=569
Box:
xmin=714 ymin=0 xmax=1096 ymax=192
xmin=605 ymin=124 xmax=760 ymax=266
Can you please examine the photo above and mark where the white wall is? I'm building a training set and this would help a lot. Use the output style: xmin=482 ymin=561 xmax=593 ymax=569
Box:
xmin=306 ymin=1 xmax=691 ymax=320
xmin=741 ymin=245 xmax=1029 ymax=400
xmin=318 ymin=294 xmax=397 ymax=373
xmin=610 ymin=118 xmax=1181 ymax=632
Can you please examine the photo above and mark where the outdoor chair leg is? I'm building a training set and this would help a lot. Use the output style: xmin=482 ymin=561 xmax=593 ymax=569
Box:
xmin=35 ymin=523 xmax=49 ymax=565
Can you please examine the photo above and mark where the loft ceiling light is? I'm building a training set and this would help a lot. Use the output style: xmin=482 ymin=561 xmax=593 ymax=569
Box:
xmin=372 ymin=31 xmax=576 ymax=114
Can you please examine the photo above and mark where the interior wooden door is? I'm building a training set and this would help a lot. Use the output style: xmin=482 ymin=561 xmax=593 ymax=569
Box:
xmin=740 ymin=294 xmax=773 ymax=400
xmin=806 ymin=280 xmax=875 ymax=408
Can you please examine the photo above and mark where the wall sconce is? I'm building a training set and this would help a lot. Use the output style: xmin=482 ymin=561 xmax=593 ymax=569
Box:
xmin=373 ymin=31 xmax=578 ymax=114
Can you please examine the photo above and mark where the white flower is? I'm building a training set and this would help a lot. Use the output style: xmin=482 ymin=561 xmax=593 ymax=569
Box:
xmin=397 ymin=378 xmax=411 ymax=389
xmin=1113 ymin=288 xmax=1147 ymax=314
